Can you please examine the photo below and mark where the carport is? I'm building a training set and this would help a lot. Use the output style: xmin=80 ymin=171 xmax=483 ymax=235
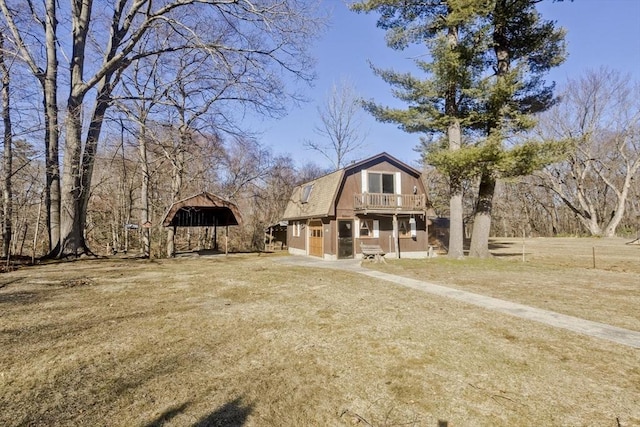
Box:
xmin=162 ymin=192 xmax=242 ymax=255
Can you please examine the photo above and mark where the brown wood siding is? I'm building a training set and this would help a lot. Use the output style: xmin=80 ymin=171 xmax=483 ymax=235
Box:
xmin=335 ymin=160 xmax=428 ymax=218
xmin=324 ymin=219 xmax=335 ymax=256
xmin=286 ymin=222 xmax=306 ymax=252
xmin=354 ymin=215 xmax=430 ymax=256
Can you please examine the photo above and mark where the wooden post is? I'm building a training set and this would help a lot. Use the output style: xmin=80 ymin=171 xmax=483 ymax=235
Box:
xmin=592 ymin=246 xmax=596 ymax=269
xmin=144 ymin=226 xmax=150 ymax=258
xmin=393 ymin=214 xmax=399 ymax=258
xmin=214 ymin=222 xmax=218 ymax=251
xmin=225 ymin=225 xmax=229 ymax=255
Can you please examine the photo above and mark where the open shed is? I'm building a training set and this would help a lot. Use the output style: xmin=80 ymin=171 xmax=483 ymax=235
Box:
xmin=265 ymin=221 xmax=288 ymax=251
xmin=162 ymin=192 xmax=242 ymax=254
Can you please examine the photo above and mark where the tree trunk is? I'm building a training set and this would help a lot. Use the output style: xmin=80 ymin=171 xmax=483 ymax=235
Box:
xmin=469 ymin=172 xmax=496 ymax=258
xmin=57 ymin=99 xmax=88 ymax=257
xmin=602 ymin=161 xmax=640 ymax=237
xmin=468 ymin=1 xmax=509 ymax=257
xmin=1 ymin=32 xmax=13 ymax=259
xmin=50 ymin=0 xmax=93 ymax=257
xmin=76 ymin=86 xmax=110 ymax=254
xmin=445 ymin=24 xmax=464 ymax=260
xmin=448 ymin=180 xmax=465 ymax=259
xmin=44 ymin=0 xmax=61 ymax=252
xmin=577 ymin=206 xmax=602 ymax=236
xmin=54 ymin=84 xmax=106 ymax=257
xmin=139 ymin=125 xmax=151 ymax=257
xmin=166 ymin=140 xmax=185 ymax=257
xmin=447 ymin=122 xmax=464 ymax=260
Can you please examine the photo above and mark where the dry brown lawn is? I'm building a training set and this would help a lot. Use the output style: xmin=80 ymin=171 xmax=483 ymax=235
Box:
xmin=0 ymin=237 xmax=638 ymax=426
xmin=375 ymin=237 xmax=640 ymax=331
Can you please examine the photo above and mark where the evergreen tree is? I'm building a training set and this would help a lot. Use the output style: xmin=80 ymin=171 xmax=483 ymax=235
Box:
xmin=353 ymin=0 xmax=565 ymax=258
xmin=467 ymin=0 xmax=565 ymax=257
xmin=351 ymin=0 xmax=491 ymax=259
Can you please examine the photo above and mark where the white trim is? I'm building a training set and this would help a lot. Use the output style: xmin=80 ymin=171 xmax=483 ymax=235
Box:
xmin=373 ymin=220 xmax=380 ymax=238
xmin=292 ymin=221 xmax=301 ymax=237
xmin=395 ymin=172 xmax=402 ymax=206
xmin=354 ymin=218 xmax=360 ymax=238
xmin=361 ymin=169 xmax=368 ymax=193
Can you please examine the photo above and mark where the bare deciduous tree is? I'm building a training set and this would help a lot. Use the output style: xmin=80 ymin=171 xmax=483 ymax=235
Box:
xmin=1 ymin=0 xmax=322 ymax=258
xmin=533 ymin=68 xmax=640 ymax=237
xmin=304 ymin=78 xmax=367 ymax=170
xmin=1 ymin=0 xmax=60 ymax=252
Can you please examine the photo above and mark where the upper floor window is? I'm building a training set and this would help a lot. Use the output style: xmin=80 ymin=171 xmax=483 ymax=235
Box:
xmin=368 ymin=172 xmax=395 ymax=194
xmin=301 ymin=184 xmax=313 ymax=203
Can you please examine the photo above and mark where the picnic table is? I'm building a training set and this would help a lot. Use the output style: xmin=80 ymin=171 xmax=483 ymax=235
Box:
xmin=360 ymin=243 xmax=386 ymax=263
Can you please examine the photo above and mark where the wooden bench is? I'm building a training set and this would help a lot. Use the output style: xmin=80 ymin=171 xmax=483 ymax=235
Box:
xmin=360 ymin=243 xmax=386 ymax=263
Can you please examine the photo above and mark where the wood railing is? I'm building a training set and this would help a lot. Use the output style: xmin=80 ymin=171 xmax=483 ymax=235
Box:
xmin=354 ymin=193 xmax=426 ymax=211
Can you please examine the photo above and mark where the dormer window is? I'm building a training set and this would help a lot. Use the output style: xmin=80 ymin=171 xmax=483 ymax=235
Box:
xmin=301 ymin=184 xmax=313 ymax=203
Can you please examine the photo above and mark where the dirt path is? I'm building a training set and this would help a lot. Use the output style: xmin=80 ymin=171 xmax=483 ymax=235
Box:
xmin=276 ymin=256 xmax=640 ymax=349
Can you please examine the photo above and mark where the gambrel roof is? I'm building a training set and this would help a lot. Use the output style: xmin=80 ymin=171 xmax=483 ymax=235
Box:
xmin=282 ymin=152 xmax=424 ymax=221
xmin=282 ymin=169 xmax=344 ymax=220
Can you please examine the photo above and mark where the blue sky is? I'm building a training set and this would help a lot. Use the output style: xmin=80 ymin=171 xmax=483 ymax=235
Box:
xmin=255 ymin=0 xmax=640 ymax=169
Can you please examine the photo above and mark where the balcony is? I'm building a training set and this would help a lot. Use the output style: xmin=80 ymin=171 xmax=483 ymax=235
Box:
xmin=354 ymin=193 xmax=427 ymax=213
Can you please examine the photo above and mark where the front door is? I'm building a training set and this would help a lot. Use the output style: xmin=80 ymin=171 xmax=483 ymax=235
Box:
xmin=338 ymin=220 xmax=353 ymax=259
xmin=308 ymin=221 xmax=323 ymax=258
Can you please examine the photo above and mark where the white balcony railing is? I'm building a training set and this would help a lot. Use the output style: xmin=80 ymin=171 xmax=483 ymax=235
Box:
xmin=354 ymin=193 xmax=426 ymax=211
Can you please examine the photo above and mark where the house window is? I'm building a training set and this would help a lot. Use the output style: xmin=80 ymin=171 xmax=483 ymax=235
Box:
xmin=368 ymin=173 xmax=395 ymax=194
xmin=301 ymin=184 xmax=313 ymax=203
xmin=292 ymin=221 xmax=301 ymax=237
xmin=359 ymin=219 xmax=379 ymax=238
xmin=398 ymin=218 xmax=416 ymax=239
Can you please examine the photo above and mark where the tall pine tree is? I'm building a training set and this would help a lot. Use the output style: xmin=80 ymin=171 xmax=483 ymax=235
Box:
xmin=353 ymin=0 xmax=565 ymax=258
xmin=468 ymin=0 xmax=565 ymax=257
xmin=352 ymin=0 xmax=491 ymax=259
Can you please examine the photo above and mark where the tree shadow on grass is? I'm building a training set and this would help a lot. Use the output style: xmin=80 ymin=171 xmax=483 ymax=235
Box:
xmin=143 ymin=402 xmax=191 ymax=427
xmin=488 ymin=241 xmax=516 ymax=250
xmin=143 ymin=397 xmax=253 ymax=427
xmin=489 ymin=240 xmax=528 ymax=258
xmin=193 ymin=397 xmax=254 ymax=427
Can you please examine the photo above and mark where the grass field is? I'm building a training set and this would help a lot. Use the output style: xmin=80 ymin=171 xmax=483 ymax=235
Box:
xmin=0 ymin=237 xmax=638 ymax=426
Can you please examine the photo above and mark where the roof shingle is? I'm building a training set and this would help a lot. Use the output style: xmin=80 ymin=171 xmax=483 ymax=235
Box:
xmin=282 ymin=170 xmax=343 ymax=220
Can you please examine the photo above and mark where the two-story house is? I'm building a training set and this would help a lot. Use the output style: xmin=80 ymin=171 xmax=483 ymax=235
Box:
xmin=282 ymin=152 xmax=435 ymax=260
